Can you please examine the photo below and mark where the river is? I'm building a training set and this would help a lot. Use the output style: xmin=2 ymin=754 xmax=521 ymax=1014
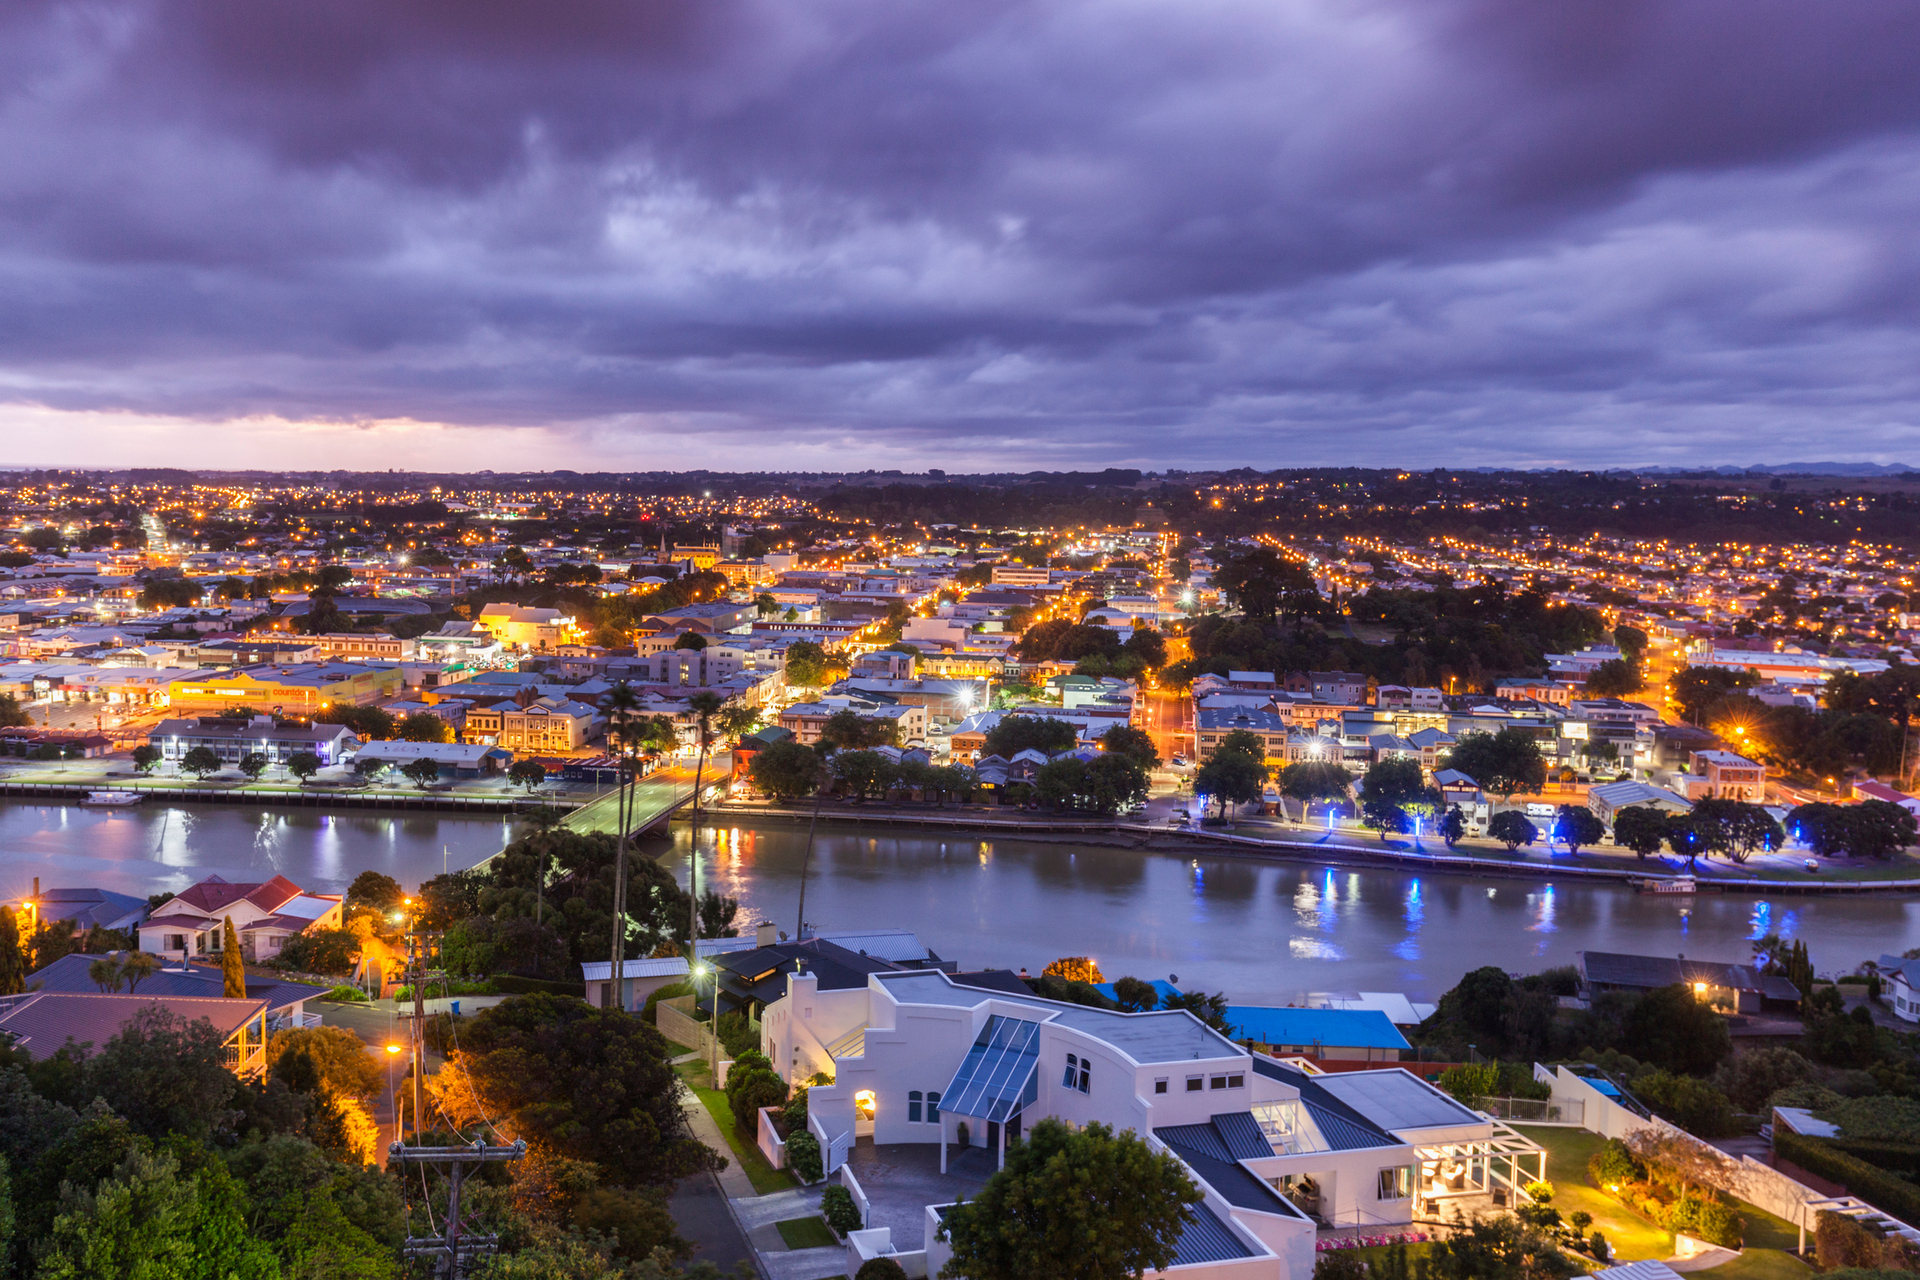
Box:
xmin=4 ymin=801 xmax=1916 ymax=1001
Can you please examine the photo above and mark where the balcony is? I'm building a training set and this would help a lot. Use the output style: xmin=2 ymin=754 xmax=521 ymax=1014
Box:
xmin=267 ymin=1011 xmax=324 ymax=1034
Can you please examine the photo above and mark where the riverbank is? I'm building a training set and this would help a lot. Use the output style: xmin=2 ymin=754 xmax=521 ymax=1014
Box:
xmin=704 ymin=802 xmax=1920 ymax=894
xmin=0 ymin=778 xmax=551 ymax=815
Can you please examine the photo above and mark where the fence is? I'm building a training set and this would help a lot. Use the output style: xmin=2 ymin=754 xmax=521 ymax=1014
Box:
xmin=757 ymin=1107 xmax=788 ymax=1169
xmin=840 ymin=1162 xmax=872 ymax=1230
xmin=655 ymin=995 xmax=710 ymax=1054
xmin=1478 ymin=1096 xmax=1585 ymax=1126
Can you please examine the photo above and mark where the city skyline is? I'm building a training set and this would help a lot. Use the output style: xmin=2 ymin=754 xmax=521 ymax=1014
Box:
xmin=4 ymin=0 xmax=1920 ymax=471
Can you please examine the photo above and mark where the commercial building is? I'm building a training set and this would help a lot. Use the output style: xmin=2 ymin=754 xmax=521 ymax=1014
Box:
xmin=165 ymin=662 xmax=403 ymax=713
xmin=1683 ymin=750 xmax=1765 ymax=802
xmin=147 ymin=716 xmax=360 ymax=767
xmin=476 ymin=605 xmax=577 ymax=651
xmin=1196 ymin=707 xmax=1288 ymax=763
xmin=348 ymin=740 xmax=510 ymax=778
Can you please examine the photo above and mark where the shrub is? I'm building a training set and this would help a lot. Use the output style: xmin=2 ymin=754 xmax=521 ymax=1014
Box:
xmin=787 ymin=1130 xmax=822 ymax=1183
xmin=726 ymin=1059 xmax=787 ymax=1137
xmin=488 ymin=974 xmax=586 ymax=997
xmin=855 ymin=1260 xmax=909 ymax=1280
xmin=1314 ymin=1252 xmax=1369 ymax=1280
xmin=1669 ymin=1197 xmax=1742 ymax=1248
xmin=715 ymin=1010 xmax=761 ymax=1061
xmin=321 ymin=984 xmax=370 ymax=1003
xmin=1523 ymin=1180 xmax=1553 ymax=1204
xmin=1631 ymin=1068 xmax=1738 ymax=1137
xmin=1781 ymin=1132 xmax=1920 ymax=1226
xmin=821 ymin=1183 xmax=862 ymax=1236
xmin=276 ymin=927 xmax=359 ymax=976
xmin=1590 ymin=1232 xmax=1610 ymax=1262
xmin=1588 ymin=1137 xmax=1644 ymax=1187
xmin=783 ymin=1087 xmax=809 ymax=1132
xmin=1569 ymin=1211 xmax=1592 ymax=1234
xmin=1817 ymin=1209 xmax=1888 ymax=1272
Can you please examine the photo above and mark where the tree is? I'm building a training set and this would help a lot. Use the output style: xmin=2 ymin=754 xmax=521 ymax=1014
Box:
xmin=1361 ymin=798 xmax=1409 ymax=839
xmin=400 ymin=758 xmax=441 ymax=789
xmin=1110 ymin=976 xmax=1158 ymax=1013
xmin=222 ymin=917 xmax=246 ymax=996
xmin=36 ymin=1147 xmax=278 ymax=1280
xmin=1277 ymin=761 xmax=1352 ymax=807
xmin=1445 ymin=729 xmax=1547 ymax=801
xmin=509 ymin=760 xmax=548 ymax=793
xmin=1585 ymin=658 xmax=1644 ymax=697
xmin=138 ymin=578 xmax=204 ymax=611
xmin=435 ymin=993 xmax=716 ymax=1185
xmin=266 ymin=1026 xmax=384 ymax=1102
xmin=1713 ymin=1046 xmax=1814 ymax=1112
xmin=238 ymin=752 xmax=269 ymax=781
xmin=1099 ymin=724 xmax=1160 ymax=770
xmin=981 ymin=716 xmax=1078 ymax=759
xmin=315 ymin=704 xmax=396 ymax=741
xmin=1670 ymin=666 xmax=1758 ymax=725
xmin=1213 ymin=547 xmax=1321 ymax=628
xmin=783 ymin=640 xmax=839 ymax=690
xmin=0 ymin=908 xmax=26 ymax=995
xmin=1487 ymin=811 xmax=1538 ymax=852
xmin=480 ymin=828 xmax=691 ymax=968
xmin=724 ymin=1049 xmax=788 ymax=1136
xmin=1554 ymin=805 xmax=1606 ymax=854
xmin=1123 ymin=628 xmax=1168 ymax=670
xmin=1441 ymin=806 xmax=1467 ymax=847
xmin=131 ymin=744 xmax=162 ymax=775
xmin=83 ymin=1005 xmax=240 ymax=1142
xmin=397 ymin=712 xmax=452 ymax=743
xmin=353 ymin=756 xmax=388 ymax=784
xmin=0 ymin=694 xmax=31 ymax=729
xmin=1625 ymin=984 xmax=1733 ymax=1076
xmin=1611 ymin=806 xmax=1670 ymax=859
xmin=749 ymin=740 xmax=825 ymax=802
xmin=1686 ymin=799 xmax=1783 ymax=864
xmin=1193 ymin=751 xmax=1266 ymax=819
xmin=88 ymin=955 xmax=125 ymax=993
xmin=938 ymin=1118 xmax=1201 ymax=1280
xmin=179 ymin=746 xmax=221 ymax=779
xmin=120 ymin=951 xmax=157 ymax=994
xmin=286 ymin=752 xmax=321 ymax=783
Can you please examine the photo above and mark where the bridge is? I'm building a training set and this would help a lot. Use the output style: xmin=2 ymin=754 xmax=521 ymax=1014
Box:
xmin=563 ymin=754 xmax=732 ymax=838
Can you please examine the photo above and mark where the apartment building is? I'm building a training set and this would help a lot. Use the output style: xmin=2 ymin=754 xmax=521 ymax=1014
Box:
xmin=165 ymin=662 xmax=403 ymax=713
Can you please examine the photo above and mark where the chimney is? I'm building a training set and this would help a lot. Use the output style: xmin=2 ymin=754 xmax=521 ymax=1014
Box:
xmin=756 ymin=920 xmax=777 ymax=948
xmin=32 ymin=877 xmax=38 ymax=898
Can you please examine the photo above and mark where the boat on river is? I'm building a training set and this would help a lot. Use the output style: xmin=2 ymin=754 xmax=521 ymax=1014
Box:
xmin=1633 ymin=875 xmax=1696 ymax=894
xmin=80 ymin=790 xmax=142 ymax=807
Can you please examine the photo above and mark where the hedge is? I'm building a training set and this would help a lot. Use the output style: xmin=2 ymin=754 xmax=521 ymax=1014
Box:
xmin=489 ymin=974 xmax=586 ymax=997
xmin=1776 ymin=1131 xmax=1920 ymax=1224
xmin=1829 ymin=1140 xmax=1920 ymax=1178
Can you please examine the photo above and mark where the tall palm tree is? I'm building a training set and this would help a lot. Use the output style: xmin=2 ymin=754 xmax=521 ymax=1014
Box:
xmin=603 ymin=680 xmax=642 ymax=1010
xmin=795 ymin=711 xmax=892 ymax=941
xmin=684 ymin=691 xmax=726 ymax=953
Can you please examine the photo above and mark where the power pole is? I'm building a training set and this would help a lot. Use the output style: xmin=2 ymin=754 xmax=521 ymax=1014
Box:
xmin=391 ymin=1138 xmax=526 ymax=1277
xmin=408 ymin=931 xmax=428 ymax=1140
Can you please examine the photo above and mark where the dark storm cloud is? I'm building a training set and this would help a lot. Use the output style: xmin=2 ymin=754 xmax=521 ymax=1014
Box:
xmin=3 ymin=0 xmax=1920 ymax=466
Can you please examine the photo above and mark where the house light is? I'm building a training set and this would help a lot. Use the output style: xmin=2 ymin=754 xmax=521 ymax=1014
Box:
xmin=1692 ymin=982 xmax=1707 ymax=997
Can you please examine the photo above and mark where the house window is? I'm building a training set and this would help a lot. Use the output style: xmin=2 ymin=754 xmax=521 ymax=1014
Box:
xmin=1378 ymin=1166 xmax=1414 ymax=1200
xmin=1210 ymin=1074 xmax=1230 ymax=1090
xmin=1155 ymin=1078 xmax=1168 ymax=1094
xmin=910 ymin=1091 xmax=923 ymax=1123
xmin=1077 ymin=1057 xmax=1090 ymax=1093
xmin=1063 ymin=1053 xmax=1080 ymax=1089
xmin=927 ymin=1091 xmax=940 ymax=1123
xmin=1186 ymin=1076 xmax=1203 ymax=1093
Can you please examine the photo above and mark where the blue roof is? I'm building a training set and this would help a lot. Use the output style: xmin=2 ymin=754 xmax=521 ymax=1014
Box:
xmin=1090 ymin=979 xmax=1183 ymax=1007
xmin=1225 ymin=1006 xmax=1411 ymax=1052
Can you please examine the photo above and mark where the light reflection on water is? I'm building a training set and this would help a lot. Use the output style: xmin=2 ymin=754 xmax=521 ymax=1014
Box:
xmin=5 ymin=803 xmax=1918 ymax=1003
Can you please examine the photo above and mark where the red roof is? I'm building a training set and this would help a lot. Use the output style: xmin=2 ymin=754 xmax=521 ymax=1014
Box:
xmin=169 ymin=873 xmax=303 ymax=916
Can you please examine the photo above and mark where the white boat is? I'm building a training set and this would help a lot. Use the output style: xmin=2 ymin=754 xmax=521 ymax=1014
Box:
xmin=1637 ymin=875 xmax=1696 ymax=894
xmin=81 ymin=790 xmax=143 ymax=807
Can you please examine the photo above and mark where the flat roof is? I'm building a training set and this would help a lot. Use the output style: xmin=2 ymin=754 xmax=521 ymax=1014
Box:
xmin=877 ymin=970 xmax=1239 ymax=1065
xmin=1224 ymin=1007 xmax=1411 ymax=1051
xmin=1313 ymin=1070 xmax=1484 ymax=1132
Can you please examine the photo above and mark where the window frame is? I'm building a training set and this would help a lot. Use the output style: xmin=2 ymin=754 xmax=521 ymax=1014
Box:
xmin=1377 ymin=1165 xmax=1415 ymax=1201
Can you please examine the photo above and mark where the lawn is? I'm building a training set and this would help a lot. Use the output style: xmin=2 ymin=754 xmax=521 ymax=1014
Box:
xmin=1512 ymin=1125 xmax=1674 ymax=1262
xmin=775 ymin=1216 xmax=839 ymax=1250
xmin=676 ymin=1059 xmax=797 ymax=1195
xmin=1512 ymin=1126 xmax=1808 ymax=1260
xmin=1695 ymin=1249 xmax=1814 ymax=1280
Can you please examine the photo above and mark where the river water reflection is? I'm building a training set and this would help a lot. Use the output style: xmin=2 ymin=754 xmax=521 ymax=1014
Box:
xmin=4 ymin=802 xmax=1916 ymax=1000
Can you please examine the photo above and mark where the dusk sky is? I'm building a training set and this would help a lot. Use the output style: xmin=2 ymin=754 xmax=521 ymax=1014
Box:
xmin=5 ymin=0 xmax=1920 ymax=472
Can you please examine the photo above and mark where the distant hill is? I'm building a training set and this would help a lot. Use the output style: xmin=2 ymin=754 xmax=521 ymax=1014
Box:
xmin=1635 ymin=462 xmax=1917 ymax=477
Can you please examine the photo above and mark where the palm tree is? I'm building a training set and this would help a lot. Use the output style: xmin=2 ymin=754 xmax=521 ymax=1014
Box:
xmin=524 ymin=804 xmax=567 ymax=929
xmin=603 ymin=680 xmax=642 ymax=1010
xmin=89 ymin=955 xmax=125 ymax=992
xmin=794 ymin=713 xmax=893 ymax=941
xmin=684 ymin=691 xmax=726 ymax=954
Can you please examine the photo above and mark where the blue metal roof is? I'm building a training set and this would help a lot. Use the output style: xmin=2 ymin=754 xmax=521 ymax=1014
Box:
xmin=941 ymin=1015 xmax=1042 ymax=1123
xmin=1224 ymin=1006 xmax=1411 ymax=1052
xmin=1172 ymin=1203 xmax=1257 ymax=1265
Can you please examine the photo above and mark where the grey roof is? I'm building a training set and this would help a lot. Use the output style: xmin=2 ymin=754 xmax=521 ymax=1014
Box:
xmin=876 ymin=970 xmax=1241 ymax=1065
xmin=1580 ymin=951 xmax=1800 ymax=1000
xmin=1170 ymin=1203 xmax=1258 ymax=1265
xmin=1314 ymin=1069 xmax=1486 ymax=1131
xmin=1156 ymin=1129 xmax=1297 ymax=1217
xmin=30 ymin=888 xmax=147 ymax=931
xmin=1155 ymin=1112 xmax=1275 ymax=1163
xmin=1249 ymin=1058 xmax=1403 ymax=1150
xmin=28 ymin=953 xmax=327 ymax=1016
xmin=0 ymin=991 xmax=268 ymax=1054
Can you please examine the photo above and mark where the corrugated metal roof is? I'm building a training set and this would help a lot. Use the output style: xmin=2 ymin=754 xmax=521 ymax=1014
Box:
xmin=1154 ymin=1121 xmax=1234 ymax=1162
xmin=1225 ymin=1006 xmax=1411 ymax=1051
xmin=0 ymin=992 xmax=267 ymax=1053
xmin=1211 ymin=1110 xmax=1276 ymax=1161
xmin=28 ymin=954 xmax=325 ymax=1015
xmin=579 ymin=957 xmax=690 ymax=981
xmin=1171 ymin=1203 xmax=1257 ymax=1265
xmin=1158 ymin=1138 xmax=1293 ymax=1216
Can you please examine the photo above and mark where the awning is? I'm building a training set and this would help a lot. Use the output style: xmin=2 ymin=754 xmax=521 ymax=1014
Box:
xmin=941 ymin=1015 xmax=1042 ymax=1123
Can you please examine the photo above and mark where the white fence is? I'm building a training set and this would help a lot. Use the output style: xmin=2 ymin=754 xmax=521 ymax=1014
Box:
xmin=1479 ymin=1096 xmax=1585 ymax=1126
xmin=757 ymin=1107 xmax=788 ymax=1169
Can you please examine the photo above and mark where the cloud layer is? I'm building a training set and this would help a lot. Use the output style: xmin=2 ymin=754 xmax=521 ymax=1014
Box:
xmin=3 ymin=0 xmax=1919 ymax=469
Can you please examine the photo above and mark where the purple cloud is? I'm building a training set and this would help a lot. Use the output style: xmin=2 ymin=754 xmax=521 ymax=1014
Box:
xmin=1 ymin=0 xmax=1918 ymax=468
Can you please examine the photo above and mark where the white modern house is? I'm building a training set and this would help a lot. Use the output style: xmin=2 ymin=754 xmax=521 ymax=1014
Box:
xmin=762 ymin=968 xmax=1544 ymax=1280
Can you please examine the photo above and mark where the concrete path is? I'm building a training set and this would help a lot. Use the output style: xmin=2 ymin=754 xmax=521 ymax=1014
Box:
xmin=677 ymin=1079 xmax=757 ymax=1199
xmin=1667 ymin=1246 xmax=1741 ymax=1272
xmin=758 ymin=1246 xmax=847 ymax=1280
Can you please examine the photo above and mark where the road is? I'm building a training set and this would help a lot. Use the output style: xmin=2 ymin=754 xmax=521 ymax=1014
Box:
xmin=1139 ymin=691 xmax=1193 ymax=764
xmin=564 ymin=757 xmax=730 ymax=837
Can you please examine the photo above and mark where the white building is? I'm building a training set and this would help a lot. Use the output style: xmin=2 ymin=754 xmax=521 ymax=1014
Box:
xmin=762 ymin=968 xmax=1543 ymax=1280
